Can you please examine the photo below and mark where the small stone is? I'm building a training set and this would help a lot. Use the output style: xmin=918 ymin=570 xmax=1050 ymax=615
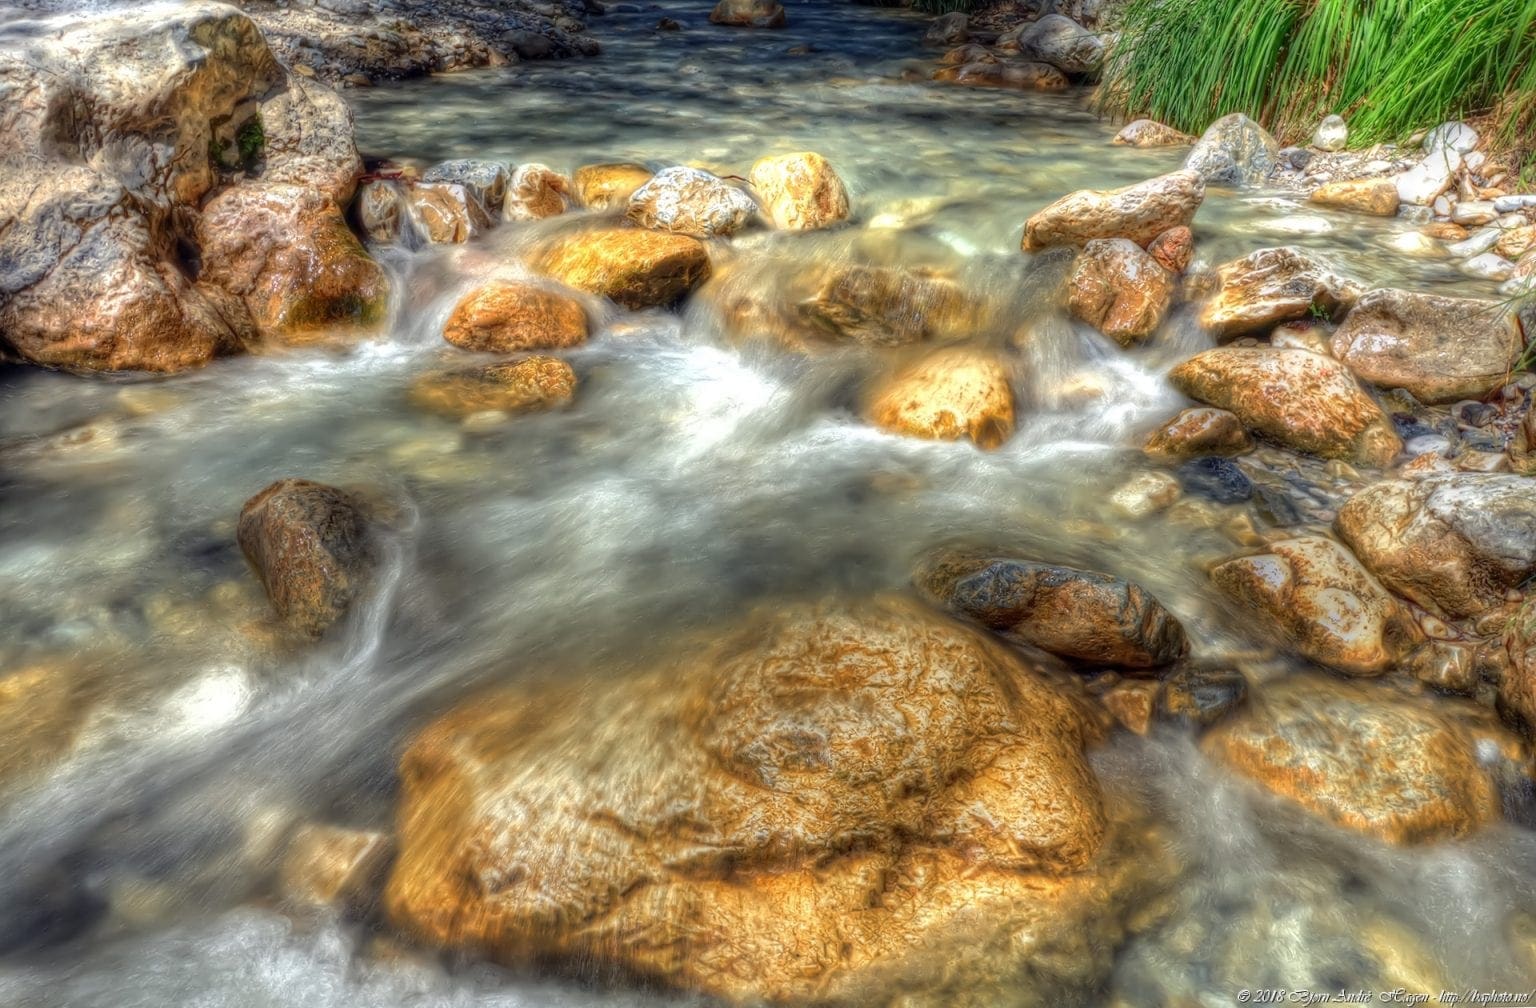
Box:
xmin=1176 ymin=457 xmax=1252 ymax=504
xmin=1406 ymin=641 xmax=1477 ymax=693
xmin=1144 ymin=407 xmax=1253 ymax=460
xmin=1101 ymin=680 xmax=1159 ymax=735
xmin=1423 ymin=121 xmax=1479 ymax=155
xmin=1310 ymin=178 xmax=1398 ymax=217
xmin=1311 ymin=115 xmax=1347 ymax=152
xmin=409 ymin=357 xmax=577 ymax=419
xmin=1110 ymin=472 xmax=1182 ymax=518
xmin=1156 ymin=664 xmax=1247 ymax=729
xmin=867 ymin=348 xmax=1015 ymax=450
xmin=1146 ymin=226 xmax=1194 ymax=274
xmin=1112 ymin=119 xmax=1194 ymax=148
xmin=279 ymin=824 xmax=392 ymax=912
xmin=442 ymin=280 xmax=588 ymax=353
xmin=573 ymin=163 xmax=653 ymax=211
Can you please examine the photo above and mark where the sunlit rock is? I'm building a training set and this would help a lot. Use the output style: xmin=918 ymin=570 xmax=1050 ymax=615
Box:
xmin=1146 ymin=225 xmax=1193 ymax=273
xmin=237 ymin=478 xmax=378 ymax=638
xmin=573 ymin=162 xmax=653 ymax=210
xmin=503 ymin=163 xmax=574 ymax=221
xmin=916 ymin=552 xmax=1189 ymax=670
xmin=867 ymin=348 xmax=1016 ymax=449
xmin=258 ymin=75 xmax=364 ymax=204
xmin=1211 ymin=536 xmax=1419 ymax=676
xmin=421 ymin=159 xmax=511 ymax=217
xmin=1065 ymin=238 xmax=1174 ymax=346
xmin=708 ymin=0 xmax=786 ymax=28
xmin=1309 ymin=178 xmax=1398 ymax=216
xmin=1198 ymin=247 xmax=1362 ymax=338
xmin=385 ymin=596 xmax=1171 ymax=1006
xmin=1394 ymin=148 xmax=1460 ymax=206
xmin=356 ymin=180 xmax=491 ymax=246
xmin=932 ymin=60 xmax=1069 ymax=90
xmin=1504 ymin=596 xmax=1536 ymax=732
xmin=1334 ymin=474 xmax=1536 ymax=620
xmin=1022 ymin=170 xmax=1205 ymax=252
xmin=408 ymin=356 xmax=577 ymax=419
xmin=1204 ymin=675 xmax=1501 ymax=843
xmin=749 ymin=152 xmax=851 ymax=230
xmin=1112 ymin=119 xmax=1194 ymax=148
xmin=1011 ymin=13 xmax=1103 ymax=75
xmin=1330 ymin=289 xmax=1522 ymax=404
xmin=198 ymin=182 xmax=389 ymax=340
xmin=536 ymin=227 xmax=711 ymax=308
xmin=1184 ymin=113 xmax=1280 ymax=187
xmin=279 ymin=824 xmax=392 ymax=913
xmin=627 ymin=166 xmax=757 ymax=238
xmin=1423 ymin=121 xmax=1479 ymax=155
xmin=1143 ymin=407 xmax=1252 ymax=460
xmin=1168 ymin=346 xmax=1401 ymax=466
xmin=1311 ymin=114 xmax=1347 ymax=152
xmin=442 ymin=280 xmax=588 ymax=352
xmin=800 ymin=264 xmax=971 ymax=345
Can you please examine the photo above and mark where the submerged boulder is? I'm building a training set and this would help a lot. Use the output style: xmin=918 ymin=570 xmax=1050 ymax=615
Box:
xmin=799 ymin=265 xmax=970 ymax=345
xmin=237 ymin=479 xmax=377 ymax=637
xmin=708 ymin=0 xmax=786 ymax=28
xmin=1199 ymin=247 xmax=1362 ymax=338
xmin=408 ymin=356 xmax=577 ymax=419
xmin=1330 ymin=289 xmax=1523 ymax=404
xmin=441 ymin=280 xmax=588 ymax=353
xmin=573 ymin=163 xmax=653 ymax=211
xmin=1211 ymin=536 xmax=1419 ymax=677
xmin=749 ymin=152 xmax=851 ymax=231
xmin=536 ymin=228 xmax=711 ymax=309
xmin=932 ymin=60 xmax=1069 ymax=91
xmin=916 ymin=553 xmax=1189 ymax=670
xmin=1022 ymin=170 xmax=1205 ymax=252
xmin=627 ymin=166 xmax=758 ymax=238
xmin=385 ymin=596 xmax=1167 ymax=1006
xmin=1334 ymin=475 xmax=1536 ymax=620
xmin=1169 ymin=346 xmax=1401 ymax=466
xmin=1205 ymin=676 xmax=1501 ymax=844
xmin=867 ymin=348 xmax=1016 ymax=450
xmin=1184 ymin=113 xmax=1280 ymax=187
xmin=1066 ymin=238 xmax=1174 ymax=346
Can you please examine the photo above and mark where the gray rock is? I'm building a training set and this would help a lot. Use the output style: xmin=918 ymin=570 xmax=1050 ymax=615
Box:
xmin=1184 ymin=113 xmax=1280 ymax=187
xmin=422 ymin=158 xmax=511 ymax=214
xmin=1423 ymin=121 xmax=1479 ymax=155
xmin=1494 ymin=194 xmax=1536 ymax=212
xmin=1311 ymin=114 xmax=1347 ymax=152
xmin=924 ymin=11 xmax=968 ymax=46
xmin=1013 ymin=14 xmax=1104 ymax=75
xmin=1459 ymin=253 xmax=1515 ymax=281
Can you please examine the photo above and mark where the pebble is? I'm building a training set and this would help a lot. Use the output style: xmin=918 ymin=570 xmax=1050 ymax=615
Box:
xmin=1453 ymin=401 xmax=1497 ymax=428
xmin=1452 ymin=200 xmax=1498 ymax=226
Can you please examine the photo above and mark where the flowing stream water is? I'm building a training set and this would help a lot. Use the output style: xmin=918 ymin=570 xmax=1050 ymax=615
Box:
xmin=1 ymin=0 xmax=1534 ymax=1004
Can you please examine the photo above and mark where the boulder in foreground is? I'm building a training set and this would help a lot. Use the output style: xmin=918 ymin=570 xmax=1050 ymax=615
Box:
xmin=749 ymin=152 xmax=851 ymax=230
xmin=868 ymin=348 xmax=1016 ymax=449
xmin=1022 ymin=170 xmax=1205 ymax=252
xmin=441 ymin=280 xmax=588 ymax=352
xmin=536 ymin=228 xmax=711 ymax=309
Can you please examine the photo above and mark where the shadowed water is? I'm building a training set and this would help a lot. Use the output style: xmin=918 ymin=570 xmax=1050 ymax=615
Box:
xmin=0 ymin=0 xmax=1532 ymax=1004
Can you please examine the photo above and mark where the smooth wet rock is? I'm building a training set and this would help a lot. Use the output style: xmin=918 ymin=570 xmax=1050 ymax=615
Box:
xmin=868 ymin=348 xmax=1015 ymax=450
xmin=1311 ymin=115 xmax=1347 ymax=152
xmin=1504 ymin=596 xmax=1536 ymax=731
xmin=1211 ymin=536 xmax=1418 ymax=676
xmin=1334 ymin=475 xmax=1536 ymax=620
xmin=1204 ymin=675 xmax=1500 ymax=843
xmin=279 ymin=824 xmax=392 ymax=912
xmin=1184 ymin=114 xmax=1279 ymax=187
xmin=1146 ymin=226 xmax=1193 ymax=274
xmin=708 ymin=0 xmax=786 ymax=28
xmin=1176 ymin=457 xmax=1252 ymax=504
xmin=1157 ymin=664 xmax=1247 ymax=729
xmin=924 ymin=11 xmax=969 ymax=46
xmin=1309 ymin=178 xmax=1398 ymax=217
xmin=1012 ymin=13 xmax=1103 ymax=75
xmin=1112 ymin=119 xmax=1193 ymax=148
xmin=1199 ymin=247 xmax=1362 ymax=338
xmin=1330 ymin=289 xmax=1523 ymax=404
xmin=384 ymin=596 xmax=1163 ymax=1006
xmin=409 ymin=356 xmax=577 ymax=419
xmin=403 ymin=183 xmax=484 ymax=244
xmin=573 ymin=163 xmax=653 ymax=211
xmin=932 ymin=60 xmax=1069 ymax=91
xmin=917 ymin=553 xmax=1189 ymax=670
xmin=799 ymin=265 xmax=968 ymax=345
xmin=503 ymin=164 xmax=573 ymax=221
xmin=1395 ymin=149 xmax=1461 ymax=206
xmin=198 ymin=182 xmax=389 ymax=340
xmin=1144 ymin=408 xmax=1253 ymax=460
xmin=237 ymin=479 xmax=377 ymax=637
xmin=1066 ymin=238 xmax=1174 ymax=346
xmin=626 ymin=166 xmax=757 ymax=238
xmin=257 ymin=75 xmax=364 ymax=205
xmin=1022 ymin=170 xmax=1205 ymax=252
xmin=536 ymin=228 xmax=710 ymax=309
xmin=1168 ymin=346 xmax=1401 ymax=466
xmin=442 ymin=280 xmax=588 ymax=352
xmin=749 ymin=152 xmax=851 ymax=230
xmin=1407 ymin=640 xmax=1478 ymax=693
xmin=421 ymin=159 xmax=510 ymax=216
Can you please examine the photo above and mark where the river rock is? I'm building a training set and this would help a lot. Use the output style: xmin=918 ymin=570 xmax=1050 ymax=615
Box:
xmin=1309 ymin=178 xmax=1398 ymax=217
xmin=384 ymin=596 xmax=1165 ymax=1006
xmin=441 ymin=280 xmax=588 ymax=352
xmin=932 ymin=61 xmax=1069 ymax=91
xmin=258 ymin=75 xmax=364 ymax=205
xmin=503 ymin=164 xmax=573 ymax=221
xmin=1022 ymin=170 xmax=1205 ymax=252
xmin=1211 ymin=536 xmax=1418 ymax=676
xmin=1424 ymin=121 xmax=1479 ymax=155
xmin=573 ymin=163 xmax=653 ymax=210
xmin=1204 ymin=675 xmax=1500 ymax=844
xmin=800 ymin=265 xmax=968 ymax=345
xmin=279 ymin=824 xmax=391 ymax=912
xmin=924 ymin=11 xmax=969 ymax=46
xmin=1143 ymin=407 xmax=1252 ymax=460
xmin=1513 ymin=402 xmax=1536 ymax=475
xmin=536 ymin=228 xmax=710 ymax=309
xmin=1334 ymin=475 xmax=1536 ymax=620
xmin=421 ymin=159 xmax=510 ymax=216
xmin=1012 ymin=14 xmax=1103 ymax=75
xmin=1184 ymin=114 xmax=1280 ymax=187
xmin=1146 ymin=226 xmax=1193 ymax=274
xmin=626 ymin=166 xmax=757 ymax=238
xmin=409 ymin=356 xmax=577 ymax=419
xmin=0 ymin=661 xmax=86 ymax=793
xmin=1199 ymin=247 xmax=1362 ymax=338
xmin=916 ymin=552 xmax=1189 ymax=670
xmin=1065 ymin=238 xmax=1174 ymax=346
xmin=1311 ymin=115 xmax=1347 ymax=152
xmin=237 ymin=478 xmax=377 ymax=637
xmin=1330 ymin=289 xmax=1522 ymax=404
xmin=749 ymin=152 xmax=851 ymax=230
xmin=868 ymin=349 xmax=1015 ymax=450
xmin=406 ymin=183 xmax=484 ymax=244
xmin=1395 ymin=149 xmax=1461 ymax=206
xmin=1168 ymin=346 xmax=1402 ymax=466
xmin=1503 ymin=596 xmax=1536 ymax=731
xmin=708 ymin=0 xmax=786 ymax=28
xmin=1112 ymin=119 xmax=1194 ymax=148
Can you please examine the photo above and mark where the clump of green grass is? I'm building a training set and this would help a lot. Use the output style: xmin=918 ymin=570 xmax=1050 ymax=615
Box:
xmin=1098 ymin=0 xmax=1536 ymax=158
xmin=910 ymin=0 xmax=974 ymax=14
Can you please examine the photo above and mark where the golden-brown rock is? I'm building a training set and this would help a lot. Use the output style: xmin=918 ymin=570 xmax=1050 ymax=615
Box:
xmin=1022 ymin=170 xmax=1205 ymax=252
xmin=1143 ymin=407 xmax=1253 ymax=460
xmin=1112 ymin=119 xmax=1195 ymax=147
xmin=868 ymin=348 xmax=1016 ymax=449
xmin=1503 ymin=596 xmax=1536 ymax=731
xmin=749 ymin=151 xmax=851 ymax=230
xmin=627 ymin=166 xmax=757 ymax=238
xmin=1066 ymin=238 xmax=1175 ymax=346
xmin=708 ymin=0 xmax=786 ymax=27
xmin=1211 ymin=536 xmax=1420 ymax=677
xmin=573 ymin=162 xmax=652 ymax=210
xmin=237 ymin=478 xmax=377 ymax=637
xmin=535 ymin=228 xmax=710 ymax=309
xmin=1168 ymin=346 xmax=1402 ymax=466
xmin=384 ymin=596 xmax=1166 ymax=1005
xmin=1204 ymin=675 xmax=1501 ymax=844
xmin=799 ymin=264 xmax=971 ymax=345
xmin=1309 ymin=178 xmax=1400 ymax=216
xmin=441 ymin=280 xmax=588 ymax=352
xmin=1199 ymin=247 xmax=1362 ymax=338
xmin=932 ymin=60 xmax=1069 ymax=90
xmin=279 ymin=824 xmax=392 ymax=912
xmin=408 ymin=356 xmax=577 ymax=419
xmin=1146 ymin=225 xmax=1194 ymax=273
xmin=503 ymin=163 xmax=572 ymax=221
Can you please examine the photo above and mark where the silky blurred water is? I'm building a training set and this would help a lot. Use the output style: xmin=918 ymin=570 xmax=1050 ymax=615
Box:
xmin=0 ymin=0 xmax=1532 ymax=1004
